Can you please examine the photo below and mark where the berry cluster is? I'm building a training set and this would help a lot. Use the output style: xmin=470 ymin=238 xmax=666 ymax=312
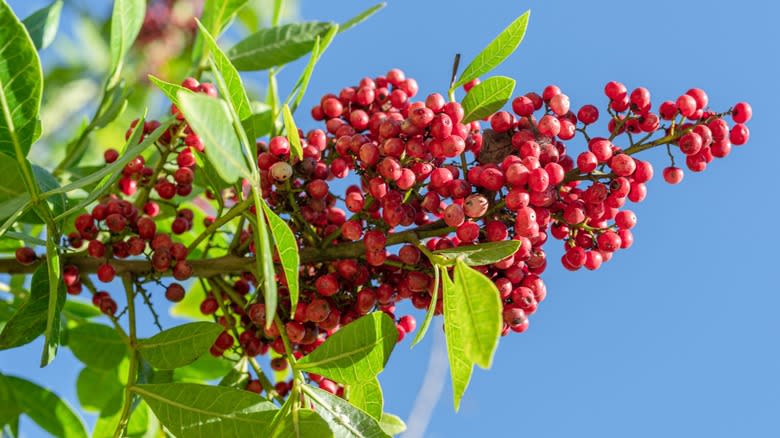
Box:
xmin=14 ymin=68 xmax=752 ymax=397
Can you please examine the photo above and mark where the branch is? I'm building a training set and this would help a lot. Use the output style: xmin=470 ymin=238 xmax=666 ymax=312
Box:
xmin=0 ymin=222 xmax=456 ymax=275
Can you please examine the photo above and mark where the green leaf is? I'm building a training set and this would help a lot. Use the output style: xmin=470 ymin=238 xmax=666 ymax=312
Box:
xmin=108 ymin=0 xmax=145 ymax=85
xmin=132 ymin=383 xmax=277 ymax=436
xmin=196 ymin=19 xmax=252 ymax=123
xmin=91 ymin=81 xmax=129 ymax=129
xmin=460 ymin=76 xmax=516 ymax=124
xmin=340 ymin=2 xmax=386 ymax=33
xmin=348 ymin=378 xmax=383 ymax=420
xmin=67 ymin=323 xmax=126 ymax=370
xmin=281 ymin=105 xmax=303 ymax=160
xmin=411 ymin=265 xmax=439 ymax=347
xmin=3 ymin=374 xmax=88 ymax=438
xmin=0 ymin=0 xmax=43 ymax=158
xmin=174 ymin=354 xmax=234 ymax=383
xmin=176 ymin=91 xmax=251 ymax=183
xmin=433 ymin=240 xmax=520 ymax=266
xmin=453 ymin=10 xmax=530 ymax=89
xmin=227 ymin=22 xmax=337 ymax=71
xmin=302 ymin=385 xmax=389 ymax=438
xmin=378 ymin=413 xmax=406 ymax=436
xmin=22 ymin=0 xmax=63 ymax=50
xmin=0 ymin=264 xmax=54 ymax=350
xmin=453 ymin=258 xmax=502 ymax=369
xmin=0 ymin=374 xmax=22 ymax=429
xmin=441 ymin=268 xmax=472 ymax=411
xmin=271 ymin=409 xmax=333 ymax=438
xmin=260 ymin=199 xmax=300 ymax=315
xmin=296 ymin=312 xmax=397 ymax=384
xmin=242 ymin=103 xmax=274 ymax=138
xmin=63 ymin=299 xmax=102 ymax=320
xmin=192 ymin=0 xmax=249 ymax=63
xmin=218 ymin=357 xmax=249 ymax=388
xmin=148 ymin=75 xmax=190 ymax=106
xmin=41 ymin=236 xmax=63 ymax=367
xmin=137 ymin=321 xmax=224 ymax=370
xmin=249 ymin=190 xmax=277 ymax=329
xmin=0 ymin=162 xmax=69 ymax=225
xmin=93 ymin=391 xmax=157 ymax=438
xmin=76 ymin=367 xmax=122 ymax=412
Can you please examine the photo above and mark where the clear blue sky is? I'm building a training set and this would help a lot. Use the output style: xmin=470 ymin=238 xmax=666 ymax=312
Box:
xmin=3 ymin=1 xmax=779 ymax=437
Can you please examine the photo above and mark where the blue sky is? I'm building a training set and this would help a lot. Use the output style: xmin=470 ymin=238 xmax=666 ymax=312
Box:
xmin=3 ymin=1 xmax=780 ymax=437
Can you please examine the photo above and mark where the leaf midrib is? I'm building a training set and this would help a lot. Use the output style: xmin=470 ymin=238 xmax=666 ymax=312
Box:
xmin=130 ymin=386 xmax=273 ymax=424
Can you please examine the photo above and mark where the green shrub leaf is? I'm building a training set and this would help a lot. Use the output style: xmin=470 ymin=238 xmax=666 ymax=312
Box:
xmin=67 ymin=323 xmax=126 ymax=370
xmin=132 ymin=383 xmax=277 ymax=436
xmin=378 ymin=413 xmax=406 ymax=436
xmin=340 ymin=3 xmax=386 ymax=33
xmin=281 ymin=104 xmax=303 ymax=160
xmin=2 ymin=374 xmax=88 ymax=438
xmin=411 ymin=265 xmax=439 ymax=347
xmin=454 ymin=10 xmax=530 ymax=89
xmin=75 ymin=367 xmax=122 ymax=412
xmin=176 ymin=91 xmax=251 ymax=183
xmin=461 ymin=76 xmax=516 ymax=123
xmin=269 ymin=408 xmax=333 ymax=438
xmin=453 ymin=258 xmax=502 ymax=369
xmin=261 ymin=199 xmax=300 ymax=315
xmin=22 ymin=0 xmax=63 ymax=50
xmin=296 ymin=312 xmax=398 ymax=384
xmin=441 ymin=267 xmax=473 ymax=411
xmin=108 ymin=0 xmax=145 ymax=85
xmin=0 ymin=264 xmax=55 ymax=350
xmin=192 ymin=0 xmax=249 ymax=63
xmin=302 ymin=385 xmax=389 ymax=438
xmin=227 ymin=22 xmax=337 ymax=71
xmin=137 ymin=322 xmax=224 ymax=370
xmin=433 ymin=240 xmax=520 ymax=266
xmin=348 ymin=378 xmax=383 ymax=420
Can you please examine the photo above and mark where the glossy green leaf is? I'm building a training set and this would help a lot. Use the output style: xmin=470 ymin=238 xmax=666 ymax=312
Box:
xmin=62 ymin=299 xmax=102 ymax=320
xmin=148 ymin=75 xmax=190 ymax=106
xmin=0 ymin=374 xmax=22 ymax=428
xmin=242 ymin=102 xmax=274 ymax=138
xmin=433 ymin=240 xmax=520 ymax=266
xmin=340 ymin=2 xmax=386 ymax=33
xmin=75 ymin=367 xmax=122 ymax=412
xmin=91 ymin=81 xmax=128 ymax=129
xmin=0 ymin=0 xmax=43 ymax=158
xmin=218 ymin=357 xmax=249 ymax=388
xmin=192 ymin=0 xmax=249 ymax=63
xmin=461 ymin=76 xmax=516 ymax=123
xmin=303 ymin=385 xmax=389 ymax=438
xmin=174 ymin=354 xmax=234 ymax=383
xmin=249 ymin=190 xmax=277 ymax=329
xmin=22 ymin=0 xmax=63 ymax=50
xmin=271 ymin=409 xmax=333 ymax=438
xmin=132 ymin=383 xmax=277 ymax=436
xmin=441 ymin=268 xmax=473 ymax=411
xmin=453 ymin=258 xmax=502 ymax=369
xmin=0 ymin=158 xmax=61 ymax=224
xmin=227 ymin=21 xmax=337 ymax=71
xmin=40 ymin=236 xmax=62 ymax=367
xmin=0 ymin=264 xmax=54 ymax=350
xmin=281 ymin=104 xmax=303 ymax=160
xmin=196 ymin=19 xmax=252 ymax=123
xmin=454 ymin=10 xmax=530 ymax=89
xmin=137 ymin=322 xmax=223 ymax=370
xmin=296 ymin=312 xmax=397 ymax=384
xmin=348 ymin=378 xmax=383 ymax=420
xmin=378 ymin=413 xmax=406 ymax=436
xmin=411 ymin=265 xmax=439 ymax=347
xmin=3 ymin=375 xmax=88 ymax=438
xmin=261 ymin=199 xmax=300 ymax=315
xmin=93 ymin=392 xmax=157 ymax=438
xmin=176 ymin=91 xmax=251 ymax=183
xmin=108 ymin=0 xmax=145 ymax=85
xmin=67 ymin=323 xmax=126 ymax=370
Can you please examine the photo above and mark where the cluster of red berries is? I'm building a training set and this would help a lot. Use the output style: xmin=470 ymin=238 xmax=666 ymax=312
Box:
xmin=13 ymin=68 xmax=751 ymax=397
